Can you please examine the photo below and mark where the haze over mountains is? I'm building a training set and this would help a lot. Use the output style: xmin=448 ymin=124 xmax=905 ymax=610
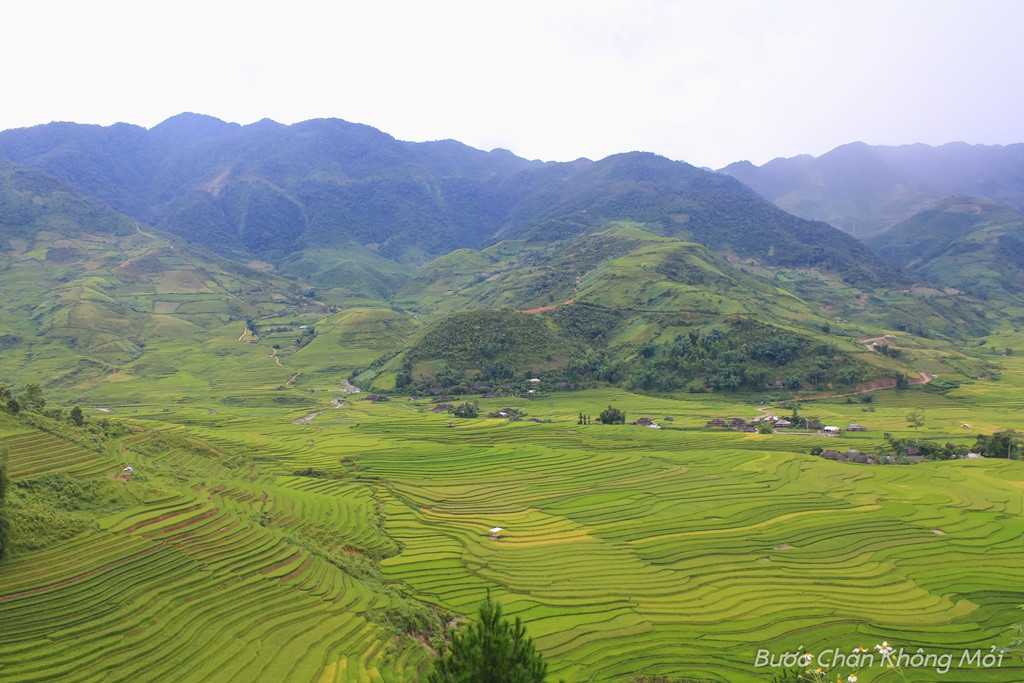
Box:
xmin=720 ymin=141 xmax=1024 ymax=236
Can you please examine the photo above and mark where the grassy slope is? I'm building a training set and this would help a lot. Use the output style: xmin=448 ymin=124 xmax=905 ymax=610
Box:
xmin=276 ymin=243 xmax=413 ymax=299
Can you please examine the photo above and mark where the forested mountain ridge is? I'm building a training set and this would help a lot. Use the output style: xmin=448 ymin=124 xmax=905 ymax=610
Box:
xmin=0 ymin=114 xmax=897 ymax=288
xmin=720 ymin=141 xmax=1024 ymax=236
xmin=0 ymin=114 xmax=544 ymax=263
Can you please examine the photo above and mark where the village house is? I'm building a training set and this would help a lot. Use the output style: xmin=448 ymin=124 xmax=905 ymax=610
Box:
xmin=774 ymin=419 xmax=793 ymax=428
xmin=822 ymin=425 xmax=841 ymax=435
xmin=846 ymin=424 xmax=867 ymax=432
xmin=706 ymin=418 xmax=727 ymax=427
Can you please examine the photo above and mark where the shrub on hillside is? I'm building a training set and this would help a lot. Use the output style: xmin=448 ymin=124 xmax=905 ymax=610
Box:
xmin=452 ymin=402 xmax=479 ymax=418
xmin=599 ymin=405 xmax=626 ymax=424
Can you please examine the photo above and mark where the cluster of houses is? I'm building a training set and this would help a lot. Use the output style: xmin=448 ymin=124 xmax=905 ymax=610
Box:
xmin=705 ymin=416 xmax=868 ymax=434
xmin=705 ymin=417 xmax=761 ymax=432
xmin=629 ymin=417 xmax=662 ymax=429
xmin=815 ymin=448 xmax=985 ymax=465
xmin=823 ymin=424 xmax=866 ymax=434
xmin=521 ymin=378 xmax=570 ymax=396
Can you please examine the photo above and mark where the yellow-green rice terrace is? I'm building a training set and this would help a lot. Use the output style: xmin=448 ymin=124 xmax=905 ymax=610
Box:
xmin=2 ymin=360 xmax=1023 ymax=681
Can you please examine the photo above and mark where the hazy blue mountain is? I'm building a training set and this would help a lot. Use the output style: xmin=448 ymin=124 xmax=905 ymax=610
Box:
xmin=720 ymin=142 xmax=1024 ymax=236
xmin=0 ymin=115 xmax=544 ymax=263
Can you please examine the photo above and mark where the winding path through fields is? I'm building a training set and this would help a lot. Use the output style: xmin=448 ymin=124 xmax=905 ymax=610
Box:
xmin=788 ymin=372 xmax=934 ymax=404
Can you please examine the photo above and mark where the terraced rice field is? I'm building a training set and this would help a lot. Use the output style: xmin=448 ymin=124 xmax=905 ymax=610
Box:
xmin=0 ymin=430 xmax=117 ymax=478
xmin=0 ymin=429 xmax=430 ymax=682
xmin=2 ymin=382 xmax=1023 ymax=682
xmin=342 ymin=410 xmax=1024 ymax=682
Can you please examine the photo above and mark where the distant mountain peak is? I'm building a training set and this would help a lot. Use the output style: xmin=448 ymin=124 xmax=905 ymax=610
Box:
xmin=244 ymin=117 xmax=284 ymax=130
xmin=151 ymin=112 xmax=229 ymax=128
xmin=150 ymin=112 xmax=240 ymax=144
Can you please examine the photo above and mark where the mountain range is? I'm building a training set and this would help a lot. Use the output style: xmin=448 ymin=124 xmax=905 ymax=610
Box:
xmin=0 ymin=114 xmax=1014 ymax=396
xmin=0 ymin=114 xmax=895 ymax=287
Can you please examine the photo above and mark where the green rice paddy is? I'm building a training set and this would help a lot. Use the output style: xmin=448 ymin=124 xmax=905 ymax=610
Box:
xmin=2 ymin=330 xmax=1024 ymax=682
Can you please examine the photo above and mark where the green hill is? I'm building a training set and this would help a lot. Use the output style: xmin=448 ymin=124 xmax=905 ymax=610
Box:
xmin=276 ymin=243 xmax=412 ymax=299
xmin=363 ymin=225 xmax=918 ymax=393
xmin=361 ymin=305 xmax=890 ymax=396
xmin=398 ymin=224 xmax=820 ymax=320
xmin=866 ymin=196 xmax=1024 ymax=301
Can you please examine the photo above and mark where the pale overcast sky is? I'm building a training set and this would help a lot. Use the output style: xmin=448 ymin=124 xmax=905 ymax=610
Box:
xmin=3 ymin=0 xmax=1022 ymax=168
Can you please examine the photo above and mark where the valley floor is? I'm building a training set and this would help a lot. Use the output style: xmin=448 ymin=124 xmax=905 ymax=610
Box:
xmin=2 ymin=374 xmax=1024 ymax=682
